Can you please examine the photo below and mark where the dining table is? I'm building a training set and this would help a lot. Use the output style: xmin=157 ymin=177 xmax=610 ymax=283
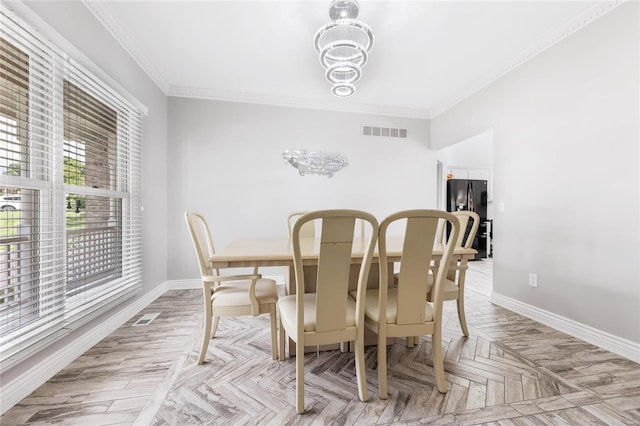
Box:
xmin=210 ymin=236 xmax=477 ymax=291
xmin=210 ymin=236 xmax=477 ymax=354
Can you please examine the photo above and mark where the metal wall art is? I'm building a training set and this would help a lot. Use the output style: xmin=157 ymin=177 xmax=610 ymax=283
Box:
xmin=283 ymin=149 xmax=348 ymax=178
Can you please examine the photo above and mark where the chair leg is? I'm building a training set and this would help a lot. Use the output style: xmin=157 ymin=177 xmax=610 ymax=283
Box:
xmin=378 ymin=330 xmax=388 ymax=399
xmin=457 ymin=296 xmax=469 ymax=337
xmin=432 ymin=326 xmax=448 ymax=393
xmin=296 ymin=338 xmax=305 ymax=414
xmin=278 ymin=314 xmax=286 ymax=361
xmin=354 ymin=332 xmax=368 ymax=402
xmin=210 ymin=316 xmax=220 ymax=339
xmin=198 ymin=309 xmax=212 ymax=365
xmin=269 ymin=304 xmax=278 ymax=360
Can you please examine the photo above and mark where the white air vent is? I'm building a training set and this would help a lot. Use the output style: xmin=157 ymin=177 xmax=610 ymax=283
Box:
xmin=362 ymin=126 xmax=407 ymax=139
xmin=133 ymin=312 xmax=160 ymax=326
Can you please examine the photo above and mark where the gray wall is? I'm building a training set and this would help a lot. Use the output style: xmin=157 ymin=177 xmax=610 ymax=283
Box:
xmin=167 ymin=98 xmax=434 ymax=280
xmin=431 ymin=3 xmax=640 ymax=343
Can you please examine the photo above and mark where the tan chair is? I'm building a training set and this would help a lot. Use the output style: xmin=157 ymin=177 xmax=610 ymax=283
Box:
xmin=287 ymin=211 xmax=315 ymax=239
xmin=428 ymin=210 xmax=480 ymax=337
xmin=278 ymin=209 xmax=378 ymax=414
xmin=288 ymin=211 xmax=365 ymax=240
xmin=185 ymin=211 xmax=279 ymax=364
xmin=358 ymin=209 xmax=460 ymax=398
xmin=450 ymin=211 xmax=480 ymax=249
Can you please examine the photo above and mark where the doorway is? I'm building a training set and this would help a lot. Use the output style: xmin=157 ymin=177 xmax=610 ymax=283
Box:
xmin=435 ymin=129 xmax=494 ymax=295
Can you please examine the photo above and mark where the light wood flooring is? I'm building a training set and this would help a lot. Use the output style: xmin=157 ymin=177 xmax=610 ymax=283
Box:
xmin=2 ymin=259 xmax=640 ymax=425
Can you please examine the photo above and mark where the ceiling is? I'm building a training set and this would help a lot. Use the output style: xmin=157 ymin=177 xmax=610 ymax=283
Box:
xmin=87 ymin=1 xmax=614 ymax=119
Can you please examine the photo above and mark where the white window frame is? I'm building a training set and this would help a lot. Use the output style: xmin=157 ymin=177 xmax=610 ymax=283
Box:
xmin=0 ymin=6 xmax=145 ymax=372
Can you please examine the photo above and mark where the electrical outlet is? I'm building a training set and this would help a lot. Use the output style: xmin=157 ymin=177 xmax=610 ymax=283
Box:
xmin=529 ymin=273 xmax=538 ymax=288
xmin=498 ymin=202 xmax=505 ymax=213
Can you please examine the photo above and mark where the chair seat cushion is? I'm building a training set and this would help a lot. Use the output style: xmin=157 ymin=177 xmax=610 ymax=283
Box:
xmin=351 ymin=288 xmax=434 ymax=324
xmin=442 ymin=279 xmax=459 ymax=294
xmin=426 ymin=275 xmax=459 ymax=302
xmin=426 ymin=274 xmax=459 ymax=293
xmin=212 ymin=279 xmax=278 ymax=307
xmin=278 ymin=293 xmax=356 ymax=332
xmin=395 ymin=273 xmax=458 ymax=296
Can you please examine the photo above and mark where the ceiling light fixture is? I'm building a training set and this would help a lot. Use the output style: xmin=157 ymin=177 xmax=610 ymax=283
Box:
xmin=314 ymin=0 xmax=374 ymax=98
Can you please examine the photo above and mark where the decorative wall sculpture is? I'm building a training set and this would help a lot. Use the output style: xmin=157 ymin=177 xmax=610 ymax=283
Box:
xmin=283 ymin=149 xmax=348 ymax=178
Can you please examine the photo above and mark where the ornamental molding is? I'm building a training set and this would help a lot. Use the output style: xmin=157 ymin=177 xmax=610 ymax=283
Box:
xmin=430 ymin=1 xmax=623 ymax=118
xmin=84 ymin=0 xmax=622 ymax=120
xmin=82 ymin=0 xmax=170 ymax=94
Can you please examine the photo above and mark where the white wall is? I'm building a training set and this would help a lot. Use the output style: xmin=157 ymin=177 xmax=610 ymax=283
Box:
xmin=437 ymin=129 xmax=494 ymax=171
xmin=431 ymin=3 xmax=639 ymax=344
xmin=167 ymin=99 xmax=434 ymax=279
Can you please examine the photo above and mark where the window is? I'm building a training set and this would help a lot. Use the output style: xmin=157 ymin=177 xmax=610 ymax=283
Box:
xmin=0 ymin=9 xmax=143 ymax=370
xmin=64 ymin=81 xmax=122 ymax=298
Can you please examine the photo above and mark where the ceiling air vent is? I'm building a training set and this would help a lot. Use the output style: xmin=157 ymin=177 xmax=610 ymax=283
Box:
xmin=362 ymin=126 xmax=408 ymax=139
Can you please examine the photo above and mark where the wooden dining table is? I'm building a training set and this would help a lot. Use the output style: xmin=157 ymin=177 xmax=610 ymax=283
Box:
xmin=210 ymin=236 xmax=477 ymax=354
xmin=210 ymin=236 xmax=477 ymax=292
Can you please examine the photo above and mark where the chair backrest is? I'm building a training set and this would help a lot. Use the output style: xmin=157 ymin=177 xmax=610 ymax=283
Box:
xmin=378 ymin=210 xmax=460 ymax=325
xmin=288 ymin=211 xmax=366 ymax=240
xmin=287 ymin=211 xmax=316 ymax=239
xmin=291 ymin=210 xmax=378 ymax=333
xmin=436 ymin=211 xmax=480 ymax=249
xmin=452 ymin=211 xmax=480 ymax=249
xmin=435 ymin=218 xmax=446 ymax=244
xmin=184 ymin=211 xmax=216 ymax=277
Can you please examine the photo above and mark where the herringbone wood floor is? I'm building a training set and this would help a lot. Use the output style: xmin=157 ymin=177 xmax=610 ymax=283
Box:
xmin=2 ymin=260 xmax=640 ymax=425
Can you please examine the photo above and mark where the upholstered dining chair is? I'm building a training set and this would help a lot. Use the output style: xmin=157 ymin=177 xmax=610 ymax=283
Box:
xmin=278 ymin=209 xmax=378 ymax=414
xmin=427 ymin=210 xmax=480 ymax=337
xmin=184 ymin=211 xmax=279 ymax=364
xmin=357 ymin=209 xmax=460 ymax=398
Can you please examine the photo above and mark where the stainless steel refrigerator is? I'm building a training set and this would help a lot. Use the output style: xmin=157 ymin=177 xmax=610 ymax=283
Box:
xmin=446 ymin=179 xmax=488 ymax=259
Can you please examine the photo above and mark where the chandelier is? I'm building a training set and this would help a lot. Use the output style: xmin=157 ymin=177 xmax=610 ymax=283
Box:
xmin=314 ymin=0 xmax=374 ymax=98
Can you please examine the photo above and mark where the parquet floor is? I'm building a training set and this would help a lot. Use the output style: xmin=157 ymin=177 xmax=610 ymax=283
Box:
xmin=2 ymin=260 xmax=640 ymax=425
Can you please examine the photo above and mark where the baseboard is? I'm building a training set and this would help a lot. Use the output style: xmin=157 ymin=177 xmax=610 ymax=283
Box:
xmin=490 ymin=292 xmax=640 ymax=363
xmin=0 ymin=282 xmax=169 ymax=415
xmin=166 ymin=279 xmax=200 ymax=290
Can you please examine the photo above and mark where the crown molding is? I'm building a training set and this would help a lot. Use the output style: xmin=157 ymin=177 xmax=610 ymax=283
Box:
xmin=82 ymin=0 xmax=170 ymax=94
xmin=167 ymin=85 xmax=431 ymax=119
xmin=83 ymin=0 xmax=621 ymax=121
xmin=430 ymin=1 xmax=623 ymax=118
xmin=82 ymin=0 xmax=428 ymax=118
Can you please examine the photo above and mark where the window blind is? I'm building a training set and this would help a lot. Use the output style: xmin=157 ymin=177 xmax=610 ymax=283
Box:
xmin=0 ymin=7 xmax=143 ymax=370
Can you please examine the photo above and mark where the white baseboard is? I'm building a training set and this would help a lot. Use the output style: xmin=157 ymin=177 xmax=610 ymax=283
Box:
xmin=490 ymin=292 xmax=640 ymax=363
xmin=166 ymin=279 xmax=200 ymax=290
xmin=0 ymin=282 xmax=169 ymax=415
